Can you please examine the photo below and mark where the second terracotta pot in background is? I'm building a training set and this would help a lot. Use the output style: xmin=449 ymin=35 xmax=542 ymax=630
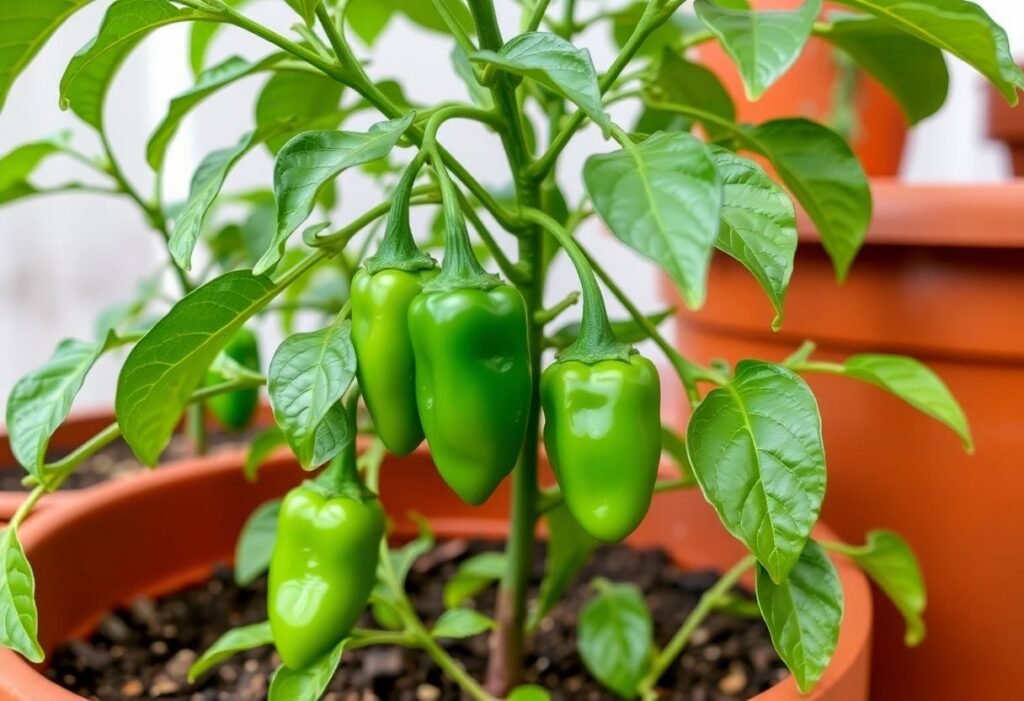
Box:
xmin=667 ymin=180 xmax=1024 ymax=700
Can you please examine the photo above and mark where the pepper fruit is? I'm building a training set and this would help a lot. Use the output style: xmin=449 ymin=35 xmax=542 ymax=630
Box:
xmin=407 ymin=154 xmax=531 ymax=505
xmin=268 ymin=401 xmax=385 ymax=670
xmin=351 ymin=154 xmax=437 ymax=456
xmin=205 ymin=327 xmax=260 ymax=431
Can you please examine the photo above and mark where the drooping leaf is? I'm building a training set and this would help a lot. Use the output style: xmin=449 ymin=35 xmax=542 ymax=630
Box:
xmin=0 ymin=135 xmax=68 ymax=201
xmin=695 ymin=0 xmax=821 ymax=99
xmin=578 ymin=581 xmax=653 ymax=699
xmin=432 ymin=608 xmax=495 ymax=639
xmin=344 ymin=0 xmax=473 ymax=45
xmin=531 ymin=505 xmax=598 ymax=627
xmin=707 ymin=146 xmax=796 ymax=330
xmin=639 ymin=50 xmax=735 ymax=140
xmin=283 ymin=0 xmax=322 ymax=25
xmin=833 ymin=0 xmax=1023 ymax=104
xmin=0 ymin=528 xmax=43 ymax=663
xmin=687 ymin=360 xmax=826 ymax=582
xmin=116 ymin=271 xmax=280 ymax=466
xmin=256 ymin=114 xmax=415 ymax=274
xmin=471 ymin=32 xmax=611 ymax=134
xmin=267 ymin=315 xmax=357 ymax=468
xmin=443 ymin=552 xmax=508 ymax=609
xmin=820 ymin=13 xmax=948 ymax=125
xmin=234 ymin=500 xmax=280 ymax=587
xmin=254 ymin=69 xmax=344 ymax=154
xmin=267 ymin=640 xmax=345 ymax=701
xmin=344 ymin=0 xmax=395 ymax=45
xmin=188 ymin=621 xmax=273 ymax=682
xmin=244 ymin=426 xmax=287 ymax=481
xmin=148 ymin=54 xmax=283 ymax=171
xmin=756 ymin=541 xmax=843 ymax=693
xmin=844 ymin=530 xmax=926 ymax=646
xmin=840 ymin=354 xmax=972 ymax=451
xmin=741 ymin=118 xmax=871 ymax=281
xmin=584 ymin=132 xmax=722 ymax=309
xmin=188 ymin=0 xmax=248 ymax=76
xmin=59 ymin=0 xmax=196 ymax=131
xmin=611 ymin=2 xmax=686 ymax=57
xmin=0 ymin=0 xmax=95 ymax=111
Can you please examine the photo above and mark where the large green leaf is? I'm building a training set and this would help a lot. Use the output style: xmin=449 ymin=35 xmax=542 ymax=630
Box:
xmin=148 ymin=54 xmax=283 ymax=171
xmin=756 ymin=541 xmax=842 ymax=693
xmin=840 ymin=354 xmax=972 ymax=450
xmin=5 ymin=336 xmax=112 ymax=478
xmin=0 ymin=135 xmax=67 ymax=207
xmin=267 ymin=315 xmax=357 ymax=468
xmin=170 ymin=132 xmax=259 ymax=272
xmin=268 ymin=640 xmax=345 ymax=700
xmin=256 ymin=114 xmax=414 ymax=275
xmin=688 ymin=361 xmax=826 ymax=582
xmin=234 ymin=500 xmax=280 ymax=587
xmin=820 ymin=13 xmax=948 ymax=125
xmin=254 ymin=69 xmax=344 ymax=154
xmin=0 ymin=0 xmax=94 ymax=111
xmin=0 ymin=528 xmax=43 ymax=663
xmin=188 ymin=0 xmax=248 ymax=76
xmin=59 ymin=0 xmax=196 ymax=131
xmin=471 ymin=32 xmax=611 ymax=134
xmin=639 ymin=50 xmax=735 ymax=140
xmin=708 ymin=146 xmax=796 ymax=330
xmin=584 ymin=132 xmax=721 ymax=309
xmin=833 ymin=0 xmax=1023 ymax=104
xmin=845 ymin=530 xmax=926 ymax=646
xmin=741 ymin=118 xmax=871 ymax=281
xmin=531 ymin=505 xmax=598 ymax=627
xmin=116 ymin=271 xmax=280 ymax=465
xmin=188 ymin=621 xmax=273 ymax=682
xmin=695 ymin=0 xmax=821 ymax=100
xmin=577 ymin=581 xmax=653 ymax=699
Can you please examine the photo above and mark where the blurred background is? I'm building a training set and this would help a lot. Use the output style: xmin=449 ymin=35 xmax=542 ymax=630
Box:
xmin=0 ymin=0 xmax=1021 ymax=411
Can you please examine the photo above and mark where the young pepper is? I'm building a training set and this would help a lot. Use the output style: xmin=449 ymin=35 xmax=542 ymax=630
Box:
xmin=204 ymin=327 xmax=260 ymax=431
xmin=268 ymin=400 xmax=385 ymax=670
xmin=408 ymin=155 xmax=531 ymax=505
xmin=531 ymin=210 xmax=661 ymax=542
xmin=351 ymin=154 xmax=437 ymax=456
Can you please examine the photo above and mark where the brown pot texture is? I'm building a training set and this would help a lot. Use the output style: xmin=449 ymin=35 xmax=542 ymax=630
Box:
xmin=666 ymin=180 xmax=1024 ymax=700
xmin=988 ymin=64 xmax=1024 ymax=175
xmin=0 ymin=446 xmax=872 ymax=700
xmin=695 ymin=0 xmax=908 ymax=176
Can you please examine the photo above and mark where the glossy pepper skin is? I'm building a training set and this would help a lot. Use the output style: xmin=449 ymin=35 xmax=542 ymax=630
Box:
xmin=351 ymin=267 xmax=435 ymax=455
xmin=205 ymin=328 xmax=260 ymax=431
xmin=542 ymin=355 xmax=661 ymax=542
xmin=408 ymin=285 xmax=532 ymax=505
xmin=268 ymin=483 xmax=385 ymax=669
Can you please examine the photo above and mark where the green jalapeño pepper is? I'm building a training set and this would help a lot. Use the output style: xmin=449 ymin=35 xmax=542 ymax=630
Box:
xmin=205 ymin=327 xmax=260 ymax=431
xmin=268 ymin=403 xmax=385 ymax=670
xmin=407 ymin=153 xmax=531 ymax=505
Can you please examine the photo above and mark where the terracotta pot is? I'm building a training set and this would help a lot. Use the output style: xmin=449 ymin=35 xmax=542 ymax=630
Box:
xmin=0 ymin=447 xmax=872 ymax=700
xmin=695 ymin=0 xmax=908 ymax=176
xmin=666 ymin=180 xmax=1024 ymax=700
xmin=988 ymin=64 xmax=1024 ymax=175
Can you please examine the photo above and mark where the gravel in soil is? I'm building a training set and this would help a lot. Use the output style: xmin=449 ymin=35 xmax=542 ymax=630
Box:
xmin=46 ymin=540 xmax=786 ymax=701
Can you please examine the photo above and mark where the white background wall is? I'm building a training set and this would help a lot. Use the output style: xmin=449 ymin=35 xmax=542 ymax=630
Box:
xmin=1 ymin=0 xmax=1022 ymax=414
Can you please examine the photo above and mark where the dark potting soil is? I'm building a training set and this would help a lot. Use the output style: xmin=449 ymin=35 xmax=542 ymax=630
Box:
xmin=46 ymin=540 xmax=786 ymax=701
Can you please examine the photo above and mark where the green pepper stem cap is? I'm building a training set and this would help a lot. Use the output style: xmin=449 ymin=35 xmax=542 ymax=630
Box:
xmin=364 ymin=153 xmax=437 ymax=275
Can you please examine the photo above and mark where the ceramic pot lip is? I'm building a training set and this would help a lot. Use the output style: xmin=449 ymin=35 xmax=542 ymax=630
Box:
xmin=0 ymin=447 xmax=872 ymax=701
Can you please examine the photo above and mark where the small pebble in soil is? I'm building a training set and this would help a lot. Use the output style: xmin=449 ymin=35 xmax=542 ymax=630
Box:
xmin=45 ymin=541 xmax=786 ymax=700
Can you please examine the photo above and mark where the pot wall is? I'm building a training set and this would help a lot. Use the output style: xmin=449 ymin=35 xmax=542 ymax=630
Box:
xmin=667 ymin=182 xmax=1024 ymax=700
xmin=0 ymin=448 xmax=870 ymax=701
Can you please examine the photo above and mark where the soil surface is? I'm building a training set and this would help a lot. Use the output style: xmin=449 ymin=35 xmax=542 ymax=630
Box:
xmin=46 ymin=540 xmax=786 ymax=700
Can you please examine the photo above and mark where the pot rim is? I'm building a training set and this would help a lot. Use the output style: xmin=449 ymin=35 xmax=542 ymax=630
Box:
xmin=0 ymin=448 xmax=872 ymax=701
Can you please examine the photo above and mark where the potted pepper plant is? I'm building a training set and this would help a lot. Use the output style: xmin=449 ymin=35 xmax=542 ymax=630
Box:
xmin=0 ymin=0 xmax=1017 ymax=699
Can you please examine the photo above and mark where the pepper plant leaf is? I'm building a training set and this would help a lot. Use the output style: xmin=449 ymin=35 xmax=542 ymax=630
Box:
xmin=188 ymin=621 xmax=274 ymax=682
xmin=283 ymin=0 xmax=322 ymax=26
xmin=471 ymin=32 xmax=611 ymax=134
xmin=844 ymin=530 xmax=926 ymax=646
xmin=0 ymin=0 xmax=94 ymax=112
xmin=687 ymin=360 xmax=826 ymax=582
xmin=267 ymin=316 xmax=357 ymax=469
xmin=432 ymin=608 xmax=495 ymax=639
xmin=639 ymin=50 xmax=735 ymax=140
xmin=694 ymin=0 xmax=821 ymax=100
xmin=345 ymin=0 xmax=474 ymax=44
xmin=255 ymin=69 xmax=345 ymax=155
xmin=531 ymin=505 xmax=598 ymax=627
xmin=708 ymin=146 xmax=797 ymax=330
xmin=268 ymin=640 xmax=346 ymax=701
xmin=244 ymin=426 xmax=287 ymax=481
xmin=756 ymin=540 xmax=843 ymax=693
xmin=116 ymin=271 xmax=281 ymax=465
xmin=257 ymin=113 xmax=415 ymax=274
xmin=584 ymin=132 xmax=722 ymax=310
xmin=819 ymin=13 xmax=948 ymax=125
xmin=0 ymin=135 xmax=69 ymax=203
xmin=0 ymin=528 xmax=43 ymax=663
xmin=838 ymin=354 xmax=972 ymax=451
xmin=443 ymin=552 xmax=508 ymax=609
xmin=577 ymin=580 xmax=653 ymax=699
xmin=740 ymin=118 xmax=871 ymax=281
xmin=188 ymin=0 xmax=248 ymax=76
xmin=831 ymin=0 xmax=1024 ymax=104
xmin=234 ymin=500 xmax=281 ymax=587
xmin=59 ymin=0 xmax=196 ymax=131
